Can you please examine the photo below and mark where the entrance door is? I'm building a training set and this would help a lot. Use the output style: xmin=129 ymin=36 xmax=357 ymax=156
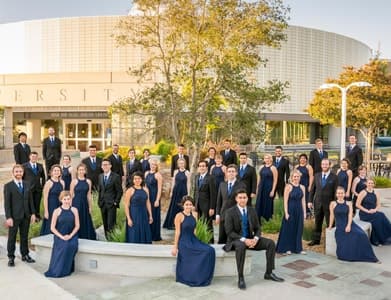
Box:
xmin=64 ymin=121 xmax=111 ymax=152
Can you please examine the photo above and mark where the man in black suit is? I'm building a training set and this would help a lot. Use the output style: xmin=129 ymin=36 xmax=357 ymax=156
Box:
xmin=216 ymin=164 xmax=246 ymax=244
xmin=346 ymin=134 xmax=363 ymax=177
xmin=220 ymin=139 xmax=237 ymax=166
xmin=98 ymin=159 xmax=123 ymax=237
xmin=309 ymin=138 xmax=328 ymax=174
xmin=125 ymin=148 xmax=142 ymax=188
xmin=14 ymin=132 xmax=31 ymax=164
xmin=170 ymin=144 xmax=190 ymax=177
xmin=194 ymin=160 xmax=217 ymax=241
xmin=308 ymin=158 xmax=338 ymax=245
xmin=237 ymin=152 xmax=257 ymax=205
xmin=108 ymin=144 xmax=124 ymax=179
xmin=273 ymin=146 xmax=290 ymax=198
xmin=81 ymin=144 xmax=103 ymax=190
xmin=224 ymin=189 xmax=284 ymax=289
xmin=22 ymin=151 xmax=46 ymax=220
xmin=4 ymin=164 xmax=36 ymax=267
xmin=42 ymin=127 xmax=62 ymax=176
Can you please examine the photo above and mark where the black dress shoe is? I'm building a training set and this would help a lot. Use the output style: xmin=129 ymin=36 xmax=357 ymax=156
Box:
xmin=307 ymin=240 xmax=320 ymax=246
xmin=238 ymin=277 xmax=246 ymax=290
xmin=264 ymin=272 xmax=284 ymax=282
xmin=22 ymin=255 xmax=35 ymax=263
xmin=8 ymin=258 xmax=15 ymax=267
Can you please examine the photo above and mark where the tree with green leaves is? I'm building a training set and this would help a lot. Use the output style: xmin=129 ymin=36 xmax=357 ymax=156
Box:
xmin=111 ymin=0 xmax=290 ymax=170
xmin=307 ymin=59 xmax=391 ymax=167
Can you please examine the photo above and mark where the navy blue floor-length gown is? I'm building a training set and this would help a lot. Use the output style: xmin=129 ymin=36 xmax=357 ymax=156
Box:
xmin=40 ymin=180 xmax=63 ymax=235
xmin=125 ymin=188 xmax=152 ymax=244
xmin=255 ymin=166 xmax=274 ymax=221
xmin=45 ymin=207 xmax=78 ymax=277
xmin=62 ymin=166 xmax=72 ymax=191
xmin=276 ymin=184 xmax=304 ymax=253
xmin=145 ymin=172 xmax=162 ymax=241
xmin=359 ymin=191 xmax=391 ymax=245
xmin=334 ymin=201 xmax=378 ymax=262
xmin=163 ymin=170 xmax=187 ymax=229
xmin=211 ymin=165 xmax=225 ymax=193
xmin=72 ymin=179 xmax=96 ymax=240
xmin=176 ymin=213 xmax=215 ymax=286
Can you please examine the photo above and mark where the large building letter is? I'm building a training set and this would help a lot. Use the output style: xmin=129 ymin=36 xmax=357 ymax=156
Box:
xmin=59 ymin=89 xmax=67 ymax=101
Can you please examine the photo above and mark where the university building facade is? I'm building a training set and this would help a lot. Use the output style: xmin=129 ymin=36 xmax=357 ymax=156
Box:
xmin=0 ymin=16 xmax=372 ymax=152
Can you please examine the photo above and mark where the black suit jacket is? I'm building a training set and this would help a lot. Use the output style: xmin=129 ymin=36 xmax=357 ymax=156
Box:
xmin=346 ymin=145 xmax=363 ymax=173
xmin=98 ymin=172 xmax=123 ymax=208
xmin=22 ymin=162 xmax=46 ymax=192
xmin=193 ymin=173 xmax=217 ymax=215
xmin=42 ymin=137 xmax=62 ymax=163
xmin=273 ymin=156 xmax=290 ymax=194
xmin=14 ymin=143 xmax=31 ymax=164
xmin=108 ymin=154 xmax=124 ymax=177
xmin=223 ymin=206 xmax=261 ymax=251
xmin=216 ymin=180 xmax=247 ymax=220
xmin=309 ymin=149 xmax=328 ymax=174
xmin=4 ymin=180 xmax=35 ymax=220
xmin=309 ymin=172 xmax=338 ymax=206
xmin=220 ymin=149 xmax=237 ymax=166
xmin=238 ymin=165 xmax=257 ymax=197
xmin=81 ymin=157 xmax=103 ymax=189
xmin=171 ymin=154 xmax=190 ymax=177
xmin=125 ymin=159 xmax=142 ymax=187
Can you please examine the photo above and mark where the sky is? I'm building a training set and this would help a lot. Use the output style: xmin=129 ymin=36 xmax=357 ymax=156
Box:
xmin=0 ymin=0 xmax=390 ymax=58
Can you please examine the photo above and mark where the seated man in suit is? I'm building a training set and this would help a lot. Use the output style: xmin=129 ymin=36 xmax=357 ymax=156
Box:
xmin=4 ymin=164 xmax=36 ymax=267
xmin=216 ymin=164 xmax=246 ymax=244
xmin=224 ymin=189 xmax=284 ymax=289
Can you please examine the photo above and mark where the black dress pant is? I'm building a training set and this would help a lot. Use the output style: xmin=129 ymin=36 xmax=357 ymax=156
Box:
xmin=7 ymin=217 xmax=30 ymax=258
xmin=312 ymin=201 xmax=330 ymax=242
xmin=218 ymin=219 xmax=227 ymax=244
xmin=100 ymin=205 xmax=117 ymax=236
xmin=232 ymin=237 xmax=276 ymax=277
xmin=32 ymin=190 xmax=43 ymax=218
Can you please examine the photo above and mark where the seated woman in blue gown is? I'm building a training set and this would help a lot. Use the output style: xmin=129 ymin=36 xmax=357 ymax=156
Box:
xmin=328 ymin=186 xmax=379 ymax=263
xmin=124 ymin=172 xmax=153 ymax=244
xmin=276 ymin=170 xmax=306 ymax=255
xmin=171 ymin=196 xmax=215 ymax=287
xmin=45 ymin=191 xmax=80 ymax=277
xmin=356 ymin=178 xmax=391 ymax=246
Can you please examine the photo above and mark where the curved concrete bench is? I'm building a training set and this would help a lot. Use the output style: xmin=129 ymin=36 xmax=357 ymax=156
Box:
xmin=31 ymin=235 xmax=252 ymax=277
xmin=325 ymin=212 xmax=372 ymax=256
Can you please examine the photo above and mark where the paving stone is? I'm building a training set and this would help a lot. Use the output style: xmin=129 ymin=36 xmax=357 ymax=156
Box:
xmin=359 ymin=278 xmax=383 ymax=287
xmin=289 ymin=271 xmax=311 ymax=280
xmin=316 ymin=273 xmax=338 ymax=281
xmin=282 ymin=259 xmax=319 ymax=271
xmin=379 ymin=271 xmax=391 ymax=278
xmin=293 ymin=280 xmax=316 ymax=288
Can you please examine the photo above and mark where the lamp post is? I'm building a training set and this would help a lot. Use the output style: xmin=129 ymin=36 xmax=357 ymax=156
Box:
xmin=319 ymin=81 xmax=371 ymax=160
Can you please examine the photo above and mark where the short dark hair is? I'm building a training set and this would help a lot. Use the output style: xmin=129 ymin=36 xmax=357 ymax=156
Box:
xmin=234 ymin=188 xmax=248 ymax=198
xmin=275 ymin=146 xmax=283 ymax=150
xmin=89 ymin=144 xmax=97 ymax=149
xmin=198 ymin=160 xmax=207 ymax=167
xmin=239 ymin=152 xmax=247 ymax=157
xmin=18 ymin=132 xmax=27 ymax=138
xmin=226 ymin=164 xmax=237 ymax=171
xmin=30 ymin=151 xmax=38 ymax=156
xmin=178 ymin=144 xmax=185 ymax=148
xmin=102 ymin=158 xmax=111 ymax=164
xmin=181 ymin=195 xmax=194 ymax=206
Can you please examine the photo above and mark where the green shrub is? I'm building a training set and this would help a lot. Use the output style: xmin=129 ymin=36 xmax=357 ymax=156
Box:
xmin=261 ymin=197 xmax=284 ymax=234
xmin=302 ymin=220 xmax=315 ymax=241
xmin=374 ymin=176 xmax=391 ymax=188
xmin=150 ymin=139 xmax=175 ymax=162
xmin=195 ymin=217 xmax=213 ymax=244
xmin=106 ymin=222 xmax=126 ymax=243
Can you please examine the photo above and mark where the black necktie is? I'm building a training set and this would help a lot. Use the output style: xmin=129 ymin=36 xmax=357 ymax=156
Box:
xmin=228 ymin=182 xmax=233 ymax=195
xmin=18 ymin=182 xmax=23 ymax=193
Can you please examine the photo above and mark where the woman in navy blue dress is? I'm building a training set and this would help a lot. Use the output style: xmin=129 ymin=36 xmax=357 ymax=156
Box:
xmin=295 ymin=154 xmax=314 ymax=219
xmin=40 ymin=165 xmax=65 ymax=235
xmin=145 ymin=158 xmax=163 ymax=241
xmin=61 ymin=154 xmax=73 ymax=191
xmin=210 ymin=154 xmax=226 ymax=192
xmin=337 ymin=159 xmax=353 ymax=200
xmin=172 ymin=196 xmax=215 ymax=287
xmin=357 ymin=178 xmax=391 ymax=246
xmin=255 ymin=154 xmax=278 ymax=221
xmin=140 ymin=148 xmax=151 ymax=173
xmin=351 ymin=165 xmax=367 ymax=212
xmin=276 ymin=170 xmax=306 ymax=254
xmin=205 ymin=147 xmax=216 ymax=172
xmin=328 ymin=187 xmax=379 ymax=262
xmin=70 ymin=163 xmax=96 ymax=240
xmin=163 ymin=158 xmax=191 ymax=229
xmin=124 ymin=172 xmax=153 ymax=244
xmin=45 ymin=191 xmax=80 ymax=277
